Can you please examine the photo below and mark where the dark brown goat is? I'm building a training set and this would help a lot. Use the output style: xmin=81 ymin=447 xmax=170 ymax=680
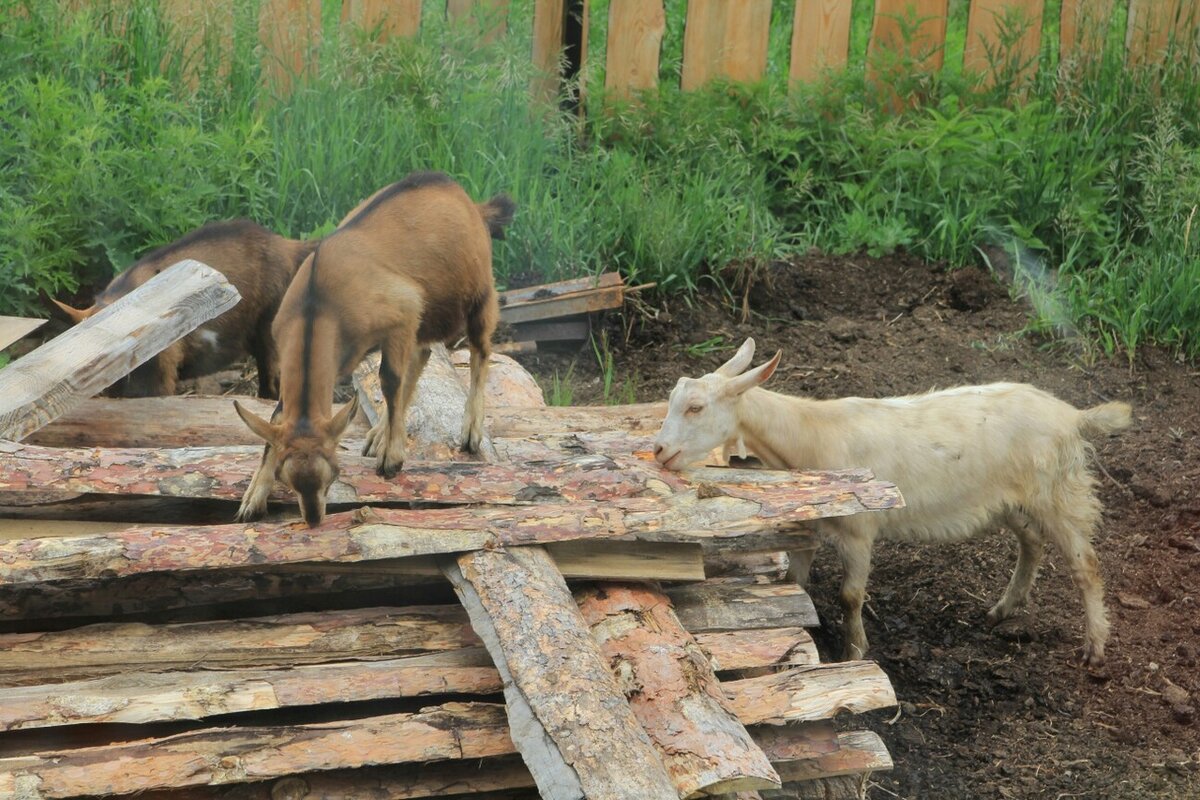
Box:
xmin=53 ymin=220 xmax=316 ymax=398
xmin=234 ymin=172 xmax=515 ymax=526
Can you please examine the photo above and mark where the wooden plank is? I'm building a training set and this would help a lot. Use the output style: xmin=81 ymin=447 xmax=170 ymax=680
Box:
xmin=531 ymin=0 xmax=566 ymax=103
xmin=342 ymin=0 xmax=422 ymax=37
xmin=0 ymin=702 xmax=514 ymax=798
xmin=1127 ymin=0 xmax=1200 ymax=65
xmin=789 ymin=0 xmax=853 ymax=87
xmin=444 ymin=547 xmax=679 ymax=800
xmin=499 ymin=284 xmax=625 ymax=325
xmin=578 ymin=583 xmax=780 ymax=795
xmin=774 ymin=730 xmax=894 ymax=782
xmin=0 ymin=627 xmax=814 ymax=730
xmin=605 ymin=0 xmax=665 ymax=97
xmin=0 ymin=477 xmax=906 ymax=586
xmin=498 ymin=272 xmax=622 ymax=306
xmin=726 ymin=662 xmax=898 ymax=725
xmin=0 ymin=317 xmax=46 ymax=353
xmin=258 ymin=0 xmax=321 ymax=89
xmin=680 ymin=0 xmax=772 ymax=91
xmin=869 ymin=0 xmax=949 ymax=74
xmin=964 ymin=0 xmax=1044 ymax=87
xmin=1059 ymin=0 xmax=1116 ymax=63
xmin=669 ymin=579 xmax=820 ymax=631
xmin=0 ymin=260 xmax=240 ymax=443
xmin=25 ymin=396 xmax=667 ymax=448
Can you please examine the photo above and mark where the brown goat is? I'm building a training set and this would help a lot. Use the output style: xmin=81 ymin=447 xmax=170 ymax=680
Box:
xmin=234 ymin=171 xmax=515 ymax=526
xmin=53 ymin=220 xmax=316 ymax=398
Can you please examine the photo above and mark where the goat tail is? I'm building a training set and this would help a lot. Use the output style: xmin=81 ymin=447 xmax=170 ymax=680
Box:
xmin=479 ymin=193 xmax=517 ymax=240
xmin=1078 ymin=401 xmax=1132 ymax=438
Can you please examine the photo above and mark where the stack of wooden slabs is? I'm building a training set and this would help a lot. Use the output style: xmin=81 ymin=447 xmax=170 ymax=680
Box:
xmin=0 ymin=295 xmax=903 ymax=799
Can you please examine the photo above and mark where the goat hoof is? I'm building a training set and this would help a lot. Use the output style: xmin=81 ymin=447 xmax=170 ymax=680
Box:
xmin=376 ymin=460 xmax=403 ymax=479
xmin=1081 ymin=644 xmax=1106 ymax=669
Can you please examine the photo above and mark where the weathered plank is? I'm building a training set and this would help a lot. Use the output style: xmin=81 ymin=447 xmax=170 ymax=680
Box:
xmin=531 ymin=0 xmax=566 ymax=103
xmin=0 ymin=317 xmax=46 ymax=353
xmin=26 ymin=396 xmax=666 ymax=448
xmin=668 ymin=579 xmax=820 ymax=631
xmin=258 ymin=0 xmax=321 ymax=89
xmin=498 ymin=272 xmax=624 ymax=317
xmin=681 ymin=0 xmax=772 ymax=90
xmin=0 ymin=476 xmax=905 ymax=585
xmin=774 ymin=730 xmax=894 ymax=783
xmin=1059 ymin=0 xmax=1115 ymax=62
xmin=725 ymin=662 xmax=898 ymax=725
xmin=0 ymin=702 xmax=514 ymax=798
xmin=499 ymin=283 xmax=625 ymax=325
xmin=1127 ymin=0 xmax=1199 ymax=65
xmin=790 ymin=0 xmax=853 ymax=86
xmin=0 ymin=626 xmax=814 ymax=730
xmin=342 ymin=0 xmax=421 ymax=37
xmin=578 ymin=583 xmax=780 ymax=796
xmin=604 ymin=0 xmax=665 ymax=97
xmin=0 ymin=260 xmax=240 ymax=442
xmin=445 ymin=547 xmax=679 ymax=800
xmin=869 ymin=0 xmax=949 ymax=103
xmin=964 ymin=0 xmax=1044 ymax=87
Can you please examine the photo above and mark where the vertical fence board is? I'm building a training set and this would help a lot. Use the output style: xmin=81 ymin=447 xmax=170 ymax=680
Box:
xmin=1059 ymin=0 xmax=1116 ymax=63
xmin=342 ymin=0 xmax=422 ymax=38
xmin=532 ymin=0 xmax=566 ymax=102
xmin=789 ymin=0 xmax=853 ymax=87
xmin=161 ymin=0 xmax=233 ymax=85
xmin=963 ymin=0 xmax=1044 ymax=87
xmin=869 ymin=0 xmax=949 ymax=72
xmin=259 ymin=0 xmax=321 ymax=89
xmin=680 ymin=0 xmax=772 ymax=91
xmin=1127 ymin=0 xmax=1200 ymax=65
xmin=605 ymin=0 xmax=665 ymax=97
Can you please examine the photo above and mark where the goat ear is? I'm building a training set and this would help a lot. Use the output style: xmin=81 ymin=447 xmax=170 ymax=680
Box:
xmin=723 ymin=350 xmax=782 ymax=397
xmin=714 ymin=338 xmax=756 ymax=377
xmin=234 ymin=400 xmax=282 ymax=444
xmin=328 ymin=394 xmax=360 ymax=439
xmin=51 ymin=298 xmax=94 ymax=324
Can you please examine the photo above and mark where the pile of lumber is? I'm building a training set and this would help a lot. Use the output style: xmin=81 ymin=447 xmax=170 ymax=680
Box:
xmin=0 ymin=260 xmax=902 ymax=799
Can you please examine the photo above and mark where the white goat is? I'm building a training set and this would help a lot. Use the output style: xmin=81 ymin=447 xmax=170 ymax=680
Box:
xmin=653 ymin=338 xmax=1131 ymax=667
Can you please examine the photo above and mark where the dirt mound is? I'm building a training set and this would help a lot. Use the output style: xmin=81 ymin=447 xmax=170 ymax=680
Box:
xmin=515 ymin=251 xmax=1200 ymax=799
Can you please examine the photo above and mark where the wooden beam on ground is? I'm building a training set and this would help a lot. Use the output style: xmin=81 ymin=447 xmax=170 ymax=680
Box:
xmin=0 ymin=317 xmax=46 ymax=352
xmin=789 ymin=0 xmax=853 ymax=87
xmin=0 ymin=474 xmax=906 ymax=586
xmin=0 ymin=259 xmax=240 ymax=442
xmin=25 ymin=396 xmax=666 ymax=448
xmin=497 ymin=273 xmax=625 ymax=325
xmin=443 ymin=546 xmax=680 ymax=800
xmin=578 ymin=583 xmax=781 ymax=796
xmin=0 ymin=702 xmax=514 ymax=798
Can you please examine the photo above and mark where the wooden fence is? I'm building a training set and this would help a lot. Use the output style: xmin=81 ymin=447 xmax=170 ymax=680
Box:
xmin=147 ymin=0 xmax=1200 ymax=98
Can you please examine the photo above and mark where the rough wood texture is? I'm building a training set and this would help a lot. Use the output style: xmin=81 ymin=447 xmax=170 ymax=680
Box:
xmin=725 ymin=662 xmax=898 ymax=725
xmin=498 ymin=272 xmax=625 ymax=324
xmin=447 ymin=349 xmax=545 ymax=408
xmin=0 ymin=259 xmax=240 ymax=442
xmin=869 ymin=0 xmax=949 ymax=74
xmin=1127 ymin=0 xmax=1199 ymax=65
xmin=445 ymin=547 xmax=679 ymax=800
xmin=1059 ymin=0 xmax=1115 ymax=62
xmin=681 ymin=0 xmax=772 ymax=90
xmin=26 ymin=396 xmax=666 ymax=448
xmin=0 ymin=702 xmax=513 ymax=798
xmin=0 ymin=317 xmax=45 ymax=353
xmin=964 ymin=0 xmax=1044 ymax=87
xmin=774 ymin=730 xmax=893 ymax=783
xmin=0 ymin=476 xmax=905 ymax=586
xmin=604 ymin=0 xmax=665 ymax=97
xmin=531 ymin=0 xmax=566 ymax=103
xmin=578 ymin=583 xmax=781 ymax=796
xmin=789 ymin=0 xmax=853 ymax=86
xmin=354 ymin=345 xmax=499 ymax=461
xmin=668 ymin=579 xmax=820 ymax=631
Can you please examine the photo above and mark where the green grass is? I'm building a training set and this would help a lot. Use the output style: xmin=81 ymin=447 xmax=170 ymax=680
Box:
xmin=1 ymin=0 xmax=1198 ymax=360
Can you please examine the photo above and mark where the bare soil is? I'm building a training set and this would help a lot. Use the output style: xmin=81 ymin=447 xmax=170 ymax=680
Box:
xmin=514 ymin=252 xmax=1200 ymax=800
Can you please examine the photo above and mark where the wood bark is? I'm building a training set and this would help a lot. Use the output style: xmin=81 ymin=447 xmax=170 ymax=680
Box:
xmin=443 ymin=546 xmax=679 ymax=800
xmin=25 ymin=395 xmax=666 ymax=448
xmin=0 ymin=474 xmax=905 ymax=585
xmin=0 ymin=702 xmax=514 ymax=798
xmin=725 ymin=662 xmax=898 ymax=725
xmin=577 ymin=582 xmax=781 ymax=796
xmin=0 ymin=259 xmax=241 ymax=442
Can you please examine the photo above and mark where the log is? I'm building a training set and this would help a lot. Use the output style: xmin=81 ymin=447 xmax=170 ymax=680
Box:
xmin=25 ymin=396 xmax=666 ymax=448
xmin=0 ymin=476 xmax=905 ymax=586
xmin=446 ymin=348 xmax=545 ymax=407
xmin=0 ymin=627 xmax=816 ymax=730
xmin=354 ymin=346 xmax=498 ymax=461
xmin=0 ymin=259 xmax=241 ymax=442
xmin=443 ymin=547 xmax=679 ymax=800
xmin=577 ymin=583 xmax=781 ymax=796
xmin=0 ymin=702 xmax=514 ymax=798
xmin=668 ymin=579 xmax=820 ymax=631
xmin=773 ymin=731 xmax=893 ymax=783
xmin=725 ymin=663 xmax=898 ymax=725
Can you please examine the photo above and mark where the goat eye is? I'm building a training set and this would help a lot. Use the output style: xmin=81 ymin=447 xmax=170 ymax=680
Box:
xmin=687 ymin=404 xmax=704 ymax=414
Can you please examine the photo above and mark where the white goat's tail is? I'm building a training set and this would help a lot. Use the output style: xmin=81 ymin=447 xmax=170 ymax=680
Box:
xmin=1079 ymin=401 xmax=1132 ymax=438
